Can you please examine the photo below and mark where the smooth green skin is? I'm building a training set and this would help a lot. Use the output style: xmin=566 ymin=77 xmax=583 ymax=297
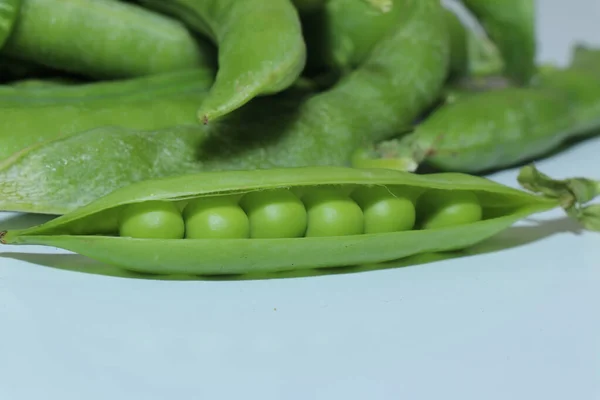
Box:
xmin=0 ymin=67 xmax=215 ymax=105
xmin=351 ymin=186 xmax=416 ymax=233
xmin=443 ymin=7 xmax=504 ymax=80
xmin=460 ymin=0 xmax=536 ymax=85
xmin=1 ymin=0 xmax=215 ymax=79
xmin=240 ymin=189 xmax=307 ymax=239
xmin=119 ymin=201 xmax=185 ymax=239
xmin=302 ymin=187 xmax=364 ymax=237
xmin=183 ymin=196 xmax=249 ymax=239
xmin=303 ymin=0 xmax=403 ymax=73
xmin=0 ymin=73 xmax=213 ymax=161
xmin=0 ymin=0 xmax=21 ymax=49
xmin=416 ymin=190 xmax=482 ymax=230
xmin=358 ymin=87 xmax=578 ymax=174
xmin=138 ymin=0 xmax=306 ymax=123
xmin=0 ymin=167 xmax=559 ymax=275
xmin=0 ymin=0 xmax=450 ymax=215
xmin=533 ymin=67 xmax=600 ymax=136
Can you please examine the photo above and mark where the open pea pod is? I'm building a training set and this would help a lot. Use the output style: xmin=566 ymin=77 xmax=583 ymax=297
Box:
xmin=2 ymin=165 xmax=597 ymax=276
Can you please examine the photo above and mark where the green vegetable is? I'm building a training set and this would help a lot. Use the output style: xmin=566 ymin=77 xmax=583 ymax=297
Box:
xmin=2 ymin=0 xmax=215 ymax=79
xmin=460 ymin=0 xmax=536 ymax=84
xmin=119 ymin=201 xmax=185 ymax=239
xmin=0 ymin=68 xmax=214 ymax=161
xmin=353 ymin=61 xmax=600 ymax=174
xmin=303 ymin=187 xmax=364 ymax=237
xmin=350 ymin=186 xmax=416 ymax=233
xmin=416 ymin=190 xmax=482 ymax=229
xmin=303 ymin=0 xmax=403 ymax=73
xmin=443 ymin=6 xmax=504 ymax=80
xmin=0 ymin=0 xmax=449 ymax=215
xmin=183 ymin=196 xmax=250 ymax=239
xmin=240 ymin=189 xmax=307 ymax=239
xmin=2 ymin=165 xmax=598 ymax=276
xmin=0 ymin=66 xmax=214 ymax=106
xmin=0 ymin=0 xmax=20 ymax=49
xmin=137 ymin=0 xmax=306 ymax=123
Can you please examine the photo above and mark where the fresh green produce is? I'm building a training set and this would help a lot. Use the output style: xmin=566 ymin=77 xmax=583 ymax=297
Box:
xmin=353 ymin=87 xmax=575 ymax=173
xmin=2 ymin=165 xmax=599 ymax=275
xmin=443 ymin=6 xmax=504 ymax=80
xmin=137 ymin=0 xmax=307 ymax=123
xmin=0 ymin=0 xmax=20 ymax=49
xmin=459 ymin=0 xmax=536 ymax=84
xmin=0 ymin=66 xmax=214 ymax=106
xmin=302 ymin=0 xmax=403 ymax=74
xmin=353 ymin=59 xmax=600 ymax=174
xmin=1 ymin=0 xmax=215 ymax=79
xmin=0 ymin=0 xmax=448 ymax=215
xmin=0 ymin=68 xmax=215 ymax=161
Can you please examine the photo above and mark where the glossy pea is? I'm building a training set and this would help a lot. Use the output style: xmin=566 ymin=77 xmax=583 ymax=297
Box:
xmin=416 ymin=190 xmax=482 ymax=230
xmin=118 ymin=200 xmax=185 ymax=239
xmin=183 ymin=196 xmax=249 ymax=239
xmin=240 ymin=189 xmax=307 ymax=238
xmin=351 ymin=186 xmax=416 ymax=233
xmin=302 ymin=187 xmax=364 ymax=237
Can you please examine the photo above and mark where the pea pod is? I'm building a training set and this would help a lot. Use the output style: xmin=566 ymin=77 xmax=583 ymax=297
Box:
xmin=2 ymin=0 xmax=215 ymax=79
xmin=0 ymin=0 xmax=449 ymax=215
xmin=0 ymin=0 xmax=20 ymax=49
xmin=353 ymin=62 xmax=600 ymax=174
xmin=0 ymin=68 xmax=215 ymax=161
xmin=137 ymin=0 xmax=306 ymax=123
xmin=4 ymin=164 xmax=596 ymax=276
xmin=459 ymin=0 xmax=536 ymax=85
xmin=302 ymin=0 xmax=403 ymax=74
xmin=0 ymin=66 xmax=215 ymax=106
xmin=443 ymin=6 xmax=504 ymax=81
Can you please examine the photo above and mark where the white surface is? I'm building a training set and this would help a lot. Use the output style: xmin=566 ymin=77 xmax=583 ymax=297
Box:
xmin=1 ymin=1 xmax=600 ymax=399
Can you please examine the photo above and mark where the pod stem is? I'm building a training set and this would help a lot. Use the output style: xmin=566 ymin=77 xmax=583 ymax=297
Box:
xmin=518 ymin=164 xmax=600 ymax=231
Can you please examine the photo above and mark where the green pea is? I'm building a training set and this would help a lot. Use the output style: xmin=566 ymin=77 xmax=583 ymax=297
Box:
xmin=183 ymin=196 xmax=249 ymax=239
xmin=240 ymin=189 xmax=307 ymax=238
xmin=351 ymin=186 xmax=416 ymax=233
xmin=119 ymin=201 xmax=184 ymax=239
xmin=417 ymin=190 xmax=482 ymax=229
xmin=302 ymin=187 xmax=364 ymax=237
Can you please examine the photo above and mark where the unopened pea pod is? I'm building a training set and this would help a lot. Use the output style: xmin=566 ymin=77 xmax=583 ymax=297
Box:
xmin=0 ymin=0 xmax=20 ymax=49
xmin=353 ymin=85 xmax=583 ymax=174
xmin=0 ymin=165 xmax=576 ymax=276
xmin=302 ymin=0 xmax=403 ymax=73
xmin=138 ymin=0 xmax=306 ymax=123
xmin=459 ymin=0 xmax=535 ymax=85
xmin=2 ymin=0 xmax=215 ymax=79
xmin=0 ymin=67 xmax=215 ymax=106
xmin=442 ymin=6 xmax=504 ymax=81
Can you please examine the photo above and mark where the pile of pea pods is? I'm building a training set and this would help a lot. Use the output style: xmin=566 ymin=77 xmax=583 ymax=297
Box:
xmin=1 ymin=0 xmax=599 ymax=277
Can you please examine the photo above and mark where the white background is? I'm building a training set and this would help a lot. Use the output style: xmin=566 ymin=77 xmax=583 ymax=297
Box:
xmin=1 ymin=1 xmax=599 ymax=399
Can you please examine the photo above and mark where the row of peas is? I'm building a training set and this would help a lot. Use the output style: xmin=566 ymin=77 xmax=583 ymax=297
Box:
xmin=117 ymin=185 xmax=484 ymax=240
